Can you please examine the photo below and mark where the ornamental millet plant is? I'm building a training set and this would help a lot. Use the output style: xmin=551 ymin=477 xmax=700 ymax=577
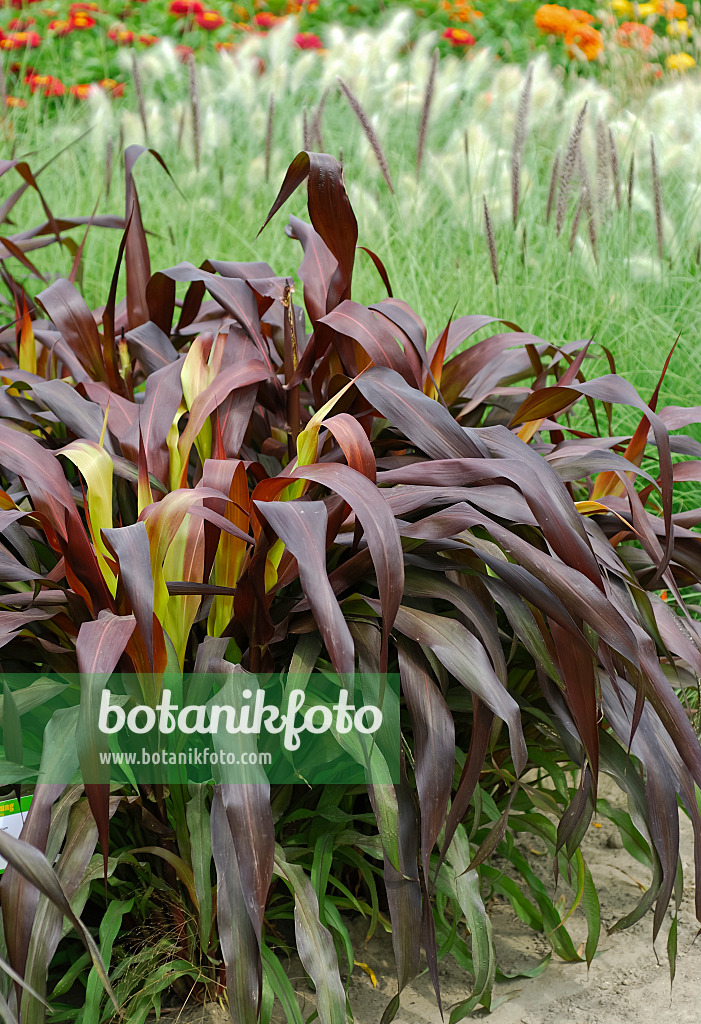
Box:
xmin=0 ymin=146 xmax=699 ymax=1022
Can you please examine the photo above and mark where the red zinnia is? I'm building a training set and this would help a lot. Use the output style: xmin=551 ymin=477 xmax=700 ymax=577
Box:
xmin=195 ymin=9 xmax=225 ymax=29
xmin=0 ymin=30 xmax=42 ymax=48
xmin=27 ymin=72 xmax=64 ymax=95
xmin=69 ymin=82 xmax=92 ymax=99
xmin=294 ymin=31 xmax=322 ymax=48
xmin=99 ymin=78 xmax=125 ymax=97
xmin=174 ymin=43 xmax=195 ymax=61
xmin=70 ymin=12 xmax=96 ymax=28
xmin=168 ymin=0 xmax=204 ymax=15
xmin=254 ymin=11 xmax=278 ymax=27
xmin=442 ymin=27 xmax=475 ymax=46
xmin=48 ymin=18 xmax=73 ymax=34
xmin=107 ymin=26 xmax=133 ymax=43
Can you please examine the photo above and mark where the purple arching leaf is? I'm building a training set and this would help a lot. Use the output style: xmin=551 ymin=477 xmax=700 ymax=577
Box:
xmin=254 ymin=499 xmax=354 ymax=678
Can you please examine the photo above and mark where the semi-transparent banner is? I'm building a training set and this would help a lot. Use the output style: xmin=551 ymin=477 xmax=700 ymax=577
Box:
xmin=0 ymin=671 xmax=400 ymax=785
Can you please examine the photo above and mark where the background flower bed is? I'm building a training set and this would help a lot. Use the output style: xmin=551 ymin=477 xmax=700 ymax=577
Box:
xmin=5 ymin=16 xmax=701 ymax=436
xmin=1 ymin=0 xmax=700 ymax=105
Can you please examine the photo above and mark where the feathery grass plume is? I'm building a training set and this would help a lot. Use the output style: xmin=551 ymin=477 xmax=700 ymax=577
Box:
xmin=627 ymin=152 xmax=635 ymax=211
xmin=131 ymin=51 xmax=149 ymax=145
xmin=337 ymin=76 xmax=393 ymax=192
xmin=582 ymin=182 xmax=598 ymax=264
xmin=511 ymin=64 xmax=533 ymax=226
xmin=176 ymin=107 xmax=186 ymax=153
xmin=483 ymin=195 xmax=498 ymax=285
xmin=417 ymin=48 xmax=439 ymax=180
xmin=650 ymin=133 xmax=664 ymax=260
xmin=595 ymin=117 xmax=609 ymax=216
xmin=556 ymin=101 xmax=588 ymax=236
xmin=608 ymin=126 xmax=621 ymax=209
xmin=264 ymin=93 xmax=274 ymax=181
xmin=569 ymin=197 xmax=583 ymax=253
xmin=546 ymin=148 xmax=560 ymax=224
xmin=105 ymin=136 xmax=114 ymax=201
xmin=311 ymin=86 xmax=329 ymax=153
xmin=188 ymin=54 xmax=201 ymax=172
xmin=302 ymin=108 xmax=311 ymax=151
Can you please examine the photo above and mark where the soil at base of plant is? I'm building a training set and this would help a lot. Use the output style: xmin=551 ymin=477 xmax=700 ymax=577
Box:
xmin=148 ymin=785 xmax=701 ymax=1024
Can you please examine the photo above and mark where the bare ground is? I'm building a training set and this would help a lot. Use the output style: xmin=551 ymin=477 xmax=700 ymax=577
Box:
xmin=154 ymin=798 xmax=701 ymax=1024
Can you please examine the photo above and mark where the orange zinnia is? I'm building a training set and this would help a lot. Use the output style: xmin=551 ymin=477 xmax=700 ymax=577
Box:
xmin=534 ymin=4 xmax=576 ymax=35
xmin=565 ymin=21 xmax=603 ymax=59
xmin=617 ymin=21 xmax=654 ymax=46
xmin=656 ymin=1 xmax=686 ymax=16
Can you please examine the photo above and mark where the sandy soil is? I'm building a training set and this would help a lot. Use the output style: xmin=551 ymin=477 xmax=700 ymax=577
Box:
xmin=156 ymin=797 xmax=701 ymax=1024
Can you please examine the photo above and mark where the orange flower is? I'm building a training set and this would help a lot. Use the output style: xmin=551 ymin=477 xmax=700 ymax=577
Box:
xmin=139 ymin=33 xmax=158 ymax=44
xmin=5 ymin=95 xmax=28 ymax=107
xmin=215 ymin=39 xmax=235 ymax=50
xmin=0 ymin=30 xmax=42 ymax=48
xmin=565 ymin=21 xmax=603 ymax=59
xmin=656 ymin=0 xmax=686 ymax=16
xmin=442 ymin=26 xmax=475 ymax=45
xmin=534 ymin=4 xmax=576 ymax=35
xmin=194 ymin=9 xmax=225 ymax=28
xmin=617 ymin=20 xmax=654 ymax=46
xmin=570 ymin=8 xmax=594 ymax=22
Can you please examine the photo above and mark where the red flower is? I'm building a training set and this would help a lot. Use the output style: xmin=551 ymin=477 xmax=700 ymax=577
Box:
xmin=294 ymin=31 xmax=322 ymax=48
xmin=0 ymin=30 xmax=42 ymax=48
xmin=168 ymin=0 xmax=204 ymax=15
xmin=8 ymin=17 xmax=34 ymax=27
xmin=254 ymin=11 xmax=278 ymax=27
xmin=107 ymin=26 xmax=133 ymax=43
xmin=99 ymin=77 xmax=125 ymax=96
xmin=5 ymin=95 xmax=28 ymax=107
xmin=27 ymin=72 xmax=64 ymax=95
xmin=69 ymin=2 xmax=100 ymax=9
xmin=174 ymin=43 xmax=195 ymax=61
xmin=139 ymin=33 xmax=158 ymax=44
xmin=69 ymin=82 xmax=92 ymax=99
xmin=442 ymin=27 xmax=475 ymax=46
xmin=48 ymin=18 xmax=73 ymax=34
xmin=215 ymin=39 xmax=235 ymax=50
xmin=70 ymin=12 xmax=96 ymax=28
xmin=195 ymin=8 xmax=225 ymax=28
